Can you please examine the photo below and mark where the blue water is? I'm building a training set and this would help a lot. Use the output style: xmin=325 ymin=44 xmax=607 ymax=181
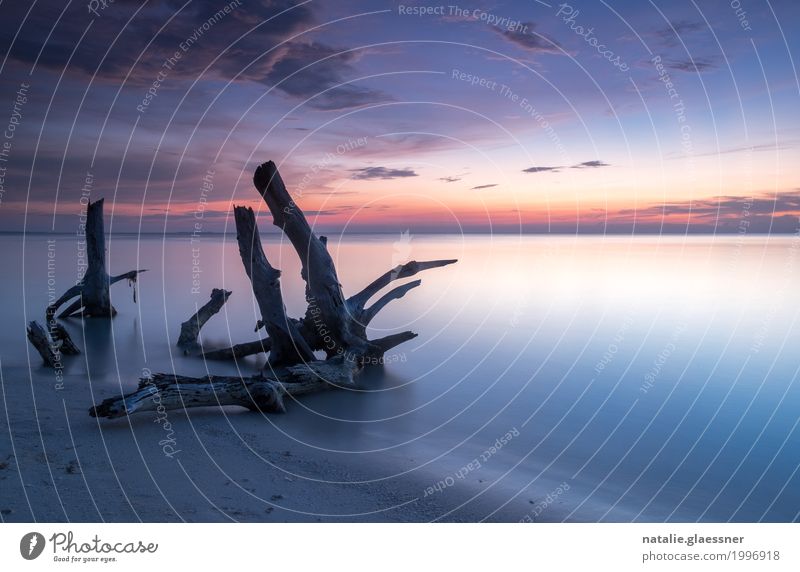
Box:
xmin=1 ymin=233 xmax=799 ymax=521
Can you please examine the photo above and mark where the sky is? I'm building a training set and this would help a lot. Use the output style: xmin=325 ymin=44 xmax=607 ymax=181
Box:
xmin=0 ymin=0 xmax=798 ymax=233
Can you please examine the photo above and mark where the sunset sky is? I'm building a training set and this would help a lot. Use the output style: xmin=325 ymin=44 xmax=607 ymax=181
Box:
xmin=0 ymin=0 xmax=798 ymax=233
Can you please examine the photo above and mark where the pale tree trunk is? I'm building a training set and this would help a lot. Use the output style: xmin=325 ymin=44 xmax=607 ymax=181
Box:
xmin=234 ymin=205 xmax=315 ymax=366
xmin=47 ymin=199 xmax=146 ymax=320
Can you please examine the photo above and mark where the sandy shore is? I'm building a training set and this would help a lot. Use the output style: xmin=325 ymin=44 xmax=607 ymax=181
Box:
xmin=0 ymin=363 xmax=546 ymax=523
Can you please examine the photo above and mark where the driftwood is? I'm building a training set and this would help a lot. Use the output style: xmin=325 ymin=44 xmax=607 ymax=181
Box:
xmin=194 ymin=265 xmax=456 ymax=363
xmin=234 ymin=205 xmax=316 ymax=365
xmin=27 ymin=321 xmax=61 ymax=367
xmin=26 ymin=320 xmax=80 ymax=367
xmin=90 ymin=357 xmax=357 ymax=418
xmin=47 ymin=198 xmax=146 ymax=319
xmin=91 ymin=161 xmax=456 ymax=418
xmin=177 ymin=288 xmax=231 ymax=355
xmin=202 ymin=338 xmax=271 ymax=360
xmin=51 ymin=323 xmax=81 ymax=355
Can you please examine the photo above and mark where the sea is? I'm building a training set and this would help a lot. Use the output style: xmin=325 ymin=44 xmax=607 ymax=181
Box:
xmin=1 ymin=232 xmax=799 ymax=522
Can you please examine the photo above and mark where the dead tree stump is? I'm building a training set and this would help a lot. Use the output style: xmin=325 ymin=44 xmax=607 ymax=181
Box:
xmin=47 ymin=198 xmax=146 ymax=319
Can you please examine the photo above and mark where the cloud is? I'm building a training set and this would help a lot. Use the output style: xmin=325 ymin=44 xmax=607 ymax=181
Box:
xmin=263 ymin=41 xmax=392 ymax=111
xmin=438 ymin=176 xmax=461 ymax=183
xmin=2 ymin=1 xmax=310 ymax=80
xmin=523 ymin=166 xmax=560 ymax=173
xmin=495 ymin=22 xmax=563 ymax=54
xmin=587 ymin=190 xmax=800 ymax=234
xmin=1 ymin=1 xmax=389 ymax=110
xmin=471 ymin=184 xmax=498 ymax=190
xmin=654 ymin=20 xmax=705 ymax=47
xmin=375 ymin=133 xmax=468 ymax=154
xmin=305 ymin=208 xmax=346 ymax=217
xmin=686 ymin=141 xmax=798 ymax=158
xmin=350 ymin=167 xmax=418 ymax=180
xmin=669 ymin=20 xmax=706 ymax=34
xmin=572 ymin=160 xmax=610 ymax=168
xmin=523 ymin=161 xmax=610 ymax=172
xmin=665 ymin=58 xmax=717 ymax=73
xmin=626 ymin=191 xmax=800 ymax=218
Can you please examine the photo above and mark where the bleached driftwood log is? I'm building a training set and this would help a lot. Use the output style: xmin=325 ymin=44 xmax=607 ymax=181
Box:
xmin=177 ymin=288 xmax=232 ymax=355
xmin=90 ymin=357 xmax=357 ymax=418
xmin=47 ymin=198 xmax=146 ymax=319
xmin=90 ymin=161 xmax=456 ymax=418
xmin=27 ymin=321 xmax=61 ymax=367
xmin=202 ymin=338 xmax=271 ymax=360
xmin=234 ymin=205 xmax=315 ymax=365
xmin=50 ymin=323 xmax=81 ymax=355
xmin=26 ymin=320 xmax=81 ymax=367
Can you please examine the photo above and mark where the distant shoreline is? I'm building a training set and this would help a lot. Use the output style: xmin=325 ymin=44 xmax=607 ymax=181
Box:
xmin=1 ymin=231 xmax=797 ymax=237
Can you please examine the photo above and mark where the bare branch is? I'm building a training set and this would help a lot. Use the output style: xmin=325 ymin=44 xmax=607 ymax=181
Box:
xmin=367 ymin=331 xmax=418 ymax=357
xmin=202 ymin=338 xmax=271 ymax=360
xmin=348 ymin=259 xmax=457 ymax=311
xmin=56 ymin=297 xmax=84 ymax=319
xmin=109 ymin=269 xmax=147 ymax=285
xmin=360 ymin=279 xmax=421 ymax=325
xmin=177 ymin=288 xmax=232 ymax=355
xmin=47 ymin=285 xmax=83 ymax=320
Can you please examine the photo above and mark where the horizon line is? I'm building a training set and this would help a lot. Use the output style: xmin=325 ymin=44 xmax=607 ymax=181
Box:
xmin=2 ymin=230 xmax=797 ymax=237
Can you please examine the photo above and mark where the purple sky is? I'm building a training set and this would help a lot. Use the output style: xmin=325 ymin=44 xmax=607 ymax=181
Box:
xmin=0 ymin=0 xmax=798 ymax=234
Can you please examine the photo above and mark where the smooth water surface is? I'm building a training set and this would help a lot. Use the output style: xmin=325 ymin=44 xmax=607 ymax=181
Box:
xmin=1 ymin=233 xmax=799 ymax=521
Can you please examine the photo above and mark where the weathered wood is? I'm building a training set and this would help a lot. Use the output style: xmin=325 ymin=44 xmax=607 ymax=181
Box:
xmin=367 ymin=331 xmax=418 ymax=357
xmin=360 ymin=279 xmax=421 ymax=326
xmin=347 ymin=259 xmax=457 ymax=313
xmin=48 ymin=285 xmax=82 ymax=319
xmin=253 ymin=161 xmax=358 ymax=355
xmin=109 ymin=269 xmax=145 ymax=285
xmin=89 ymin=357 xmax=360 ymax=419
xmin=46 ymin=199 xmax=146 ymax=319
xmin=50 ymin=323 xmax=80 ymax=355
xmin=76 ymin=197 xmax=112 ymax=316
xmin=234 ymin=205 xmax=315 ymax=366
xmin=27 ymin=321 xmax=61 ymax=367
xmin=177 ymin=288 xmax=231 ymax=355
xmin=90 ymin=160 xmax=456 ymax=419
xmin=202 ymin=338 xmax=272 ymax=360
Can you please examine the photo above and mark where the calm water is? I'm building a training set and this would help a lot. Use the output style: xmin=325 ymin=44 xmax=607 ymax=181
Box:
xmin=2 ymin=233 xmax=799 ymax=522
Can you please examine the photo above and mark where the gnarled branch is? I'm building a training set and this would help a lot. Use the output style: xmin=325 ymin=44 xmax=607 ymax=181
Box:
xmin=234 ymin=205 xmax=315 ymax=366
xmin=177 ymin=288 xmax=232 ymax=355
xmin=202 ymin=338 xmax=272 ymax=361
xmin=367 ymin=331 xmax=418 ymax=357
xmin=348 ymin=259 xmax=457 ymax=313
xmin=360 ymin=279 xmax=422 ymax=326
